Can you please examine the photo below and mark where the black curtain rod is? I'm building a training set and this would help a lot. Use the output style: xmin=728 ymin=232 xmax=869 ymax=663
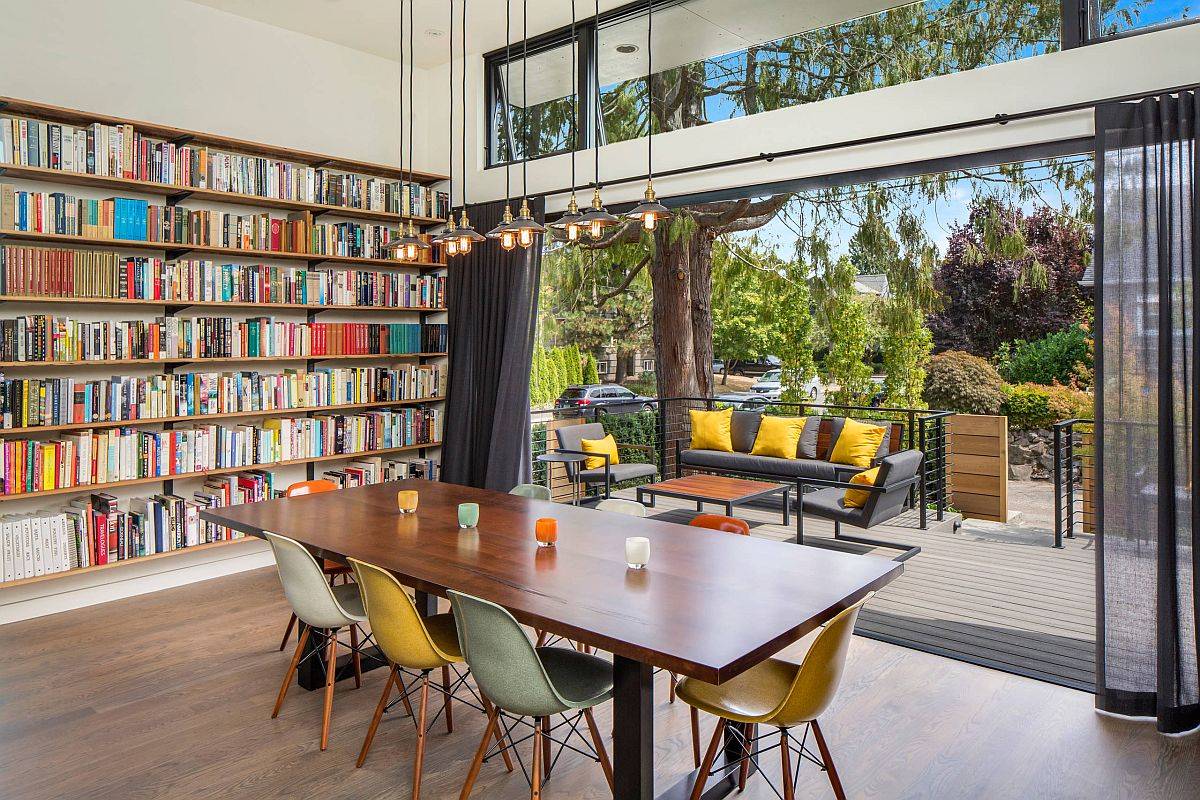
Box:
xmin=533 ymin=79 xmax=1200 ymax=204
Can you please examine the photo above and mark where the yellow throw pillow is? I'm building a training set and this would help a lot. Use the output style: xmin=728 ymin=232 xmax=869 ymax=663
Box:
xmin=843 ymin=466 xmax=881 ymax=508
xmin=689 ymin=407 xmax=734 ymax=452
xmin=579 ymin=434 xmax=620 ymax=470
xmin=829 ymin=418 xmax=887 ymax=468
xmin=750 ymin=415 xmax=807 ymax=459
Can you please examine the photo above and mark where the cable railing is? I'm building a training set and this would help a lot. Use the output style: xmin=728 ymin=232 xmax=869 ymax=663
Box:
xmin=1051 ymin=417 xmax=1095 ymax=548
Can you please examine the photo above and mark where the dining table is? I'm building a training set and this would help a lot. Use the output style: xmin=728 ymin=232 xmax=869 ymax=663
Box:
xmin=201 ymin=478 xmax=903 ymax=800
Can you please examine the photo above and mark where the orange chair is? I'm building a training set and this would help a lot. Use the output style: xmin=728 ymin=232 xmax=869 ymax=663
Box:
xmin=689 ymin=514 xmax=751 ymax=536
xmin=277 ymin=479 xmax=355 ymax=651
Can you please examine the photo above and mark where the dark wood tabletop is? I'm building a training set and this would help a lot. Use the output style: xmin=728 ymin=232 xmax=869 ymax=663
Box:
xmin=202 ymin=478 xmax=902 ymax=684
xmin=637 ymin=474 xmax=790 ymax=502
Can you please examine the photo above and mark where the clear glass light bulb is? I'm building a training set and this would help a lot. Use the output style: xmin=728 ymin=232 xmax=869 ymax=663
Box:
xmin=566 ymin=223 xmax=581 ymax=242
xmin=642 ymin=213 xmax=658 ymax=231
xmin=590 ymin=220 xmax=603 ymax=239
xmin=446 ymin=239 xmax=459 ymax=256
xmin=459 ymin=237 xmax=472 ymax=254
xmin=405 ymin=244 xmax=418 ymax=261
xmin=518 ymin=227 xmax=533 ymax=247
xmin=500 ymin=231 xmax=516 ymax=251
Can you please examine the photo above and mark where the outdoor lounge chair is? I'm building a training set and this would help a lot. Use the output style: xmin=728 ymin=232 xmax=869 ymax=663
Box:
xmin=554 ymin=422 xmax=659 ymax=499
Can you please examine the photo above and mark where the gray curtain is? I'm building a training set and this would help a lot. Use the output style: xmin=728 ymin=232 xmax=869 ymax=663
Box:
xmin=440 ymin=198 xmax=544 ymax=491
xmin=1096 ymin=90 xmax=1199 ymax=734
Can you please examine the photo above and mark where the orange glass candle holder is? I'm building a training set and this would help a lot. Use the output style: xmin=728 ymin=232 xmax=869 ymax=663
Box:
xmin=396 ymin=490 xmax=419 ymax=514
xmin=535 ymin=517 xmax=558 ymax=548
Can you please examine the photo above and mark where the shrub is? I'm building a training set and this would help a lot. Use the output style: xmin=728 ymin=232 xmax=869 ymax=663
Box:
xmin=995 ymin=323 xmax=1092 ymax=387
xmin=623 ymin=371 xmax=658 ymax=398
xmin=922 ymin=350 xmax=1004 ymax=415
xmin=582 ymin=352 xmax=600 ymax=384
xmin=1002 ymin=382 xmax=1094 ymax=430
xmin=599 ymin=410 xmax=659 ymax=488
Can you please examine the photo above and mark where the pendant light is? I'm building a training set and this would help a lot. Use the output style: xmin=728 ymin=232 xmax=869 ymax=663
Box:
xmin=386 ymin=0 xmax=428 ymax=260
xmin=487 ymin=0 xmax=519 ymax=251
xmin=576 ymin=0 xmax=618 ymax=240
xmin=509 ymin=0 xmax=547 ymax=249
xmin=453 ymin=0 xmax=486 ymax=254
xmin=550 ymin=0 xmax=584 ymax=241
xmin=403 ymin=0 xmax=431 ymax=259
xmin=626 ymin=0 xmax=671 ymax=231
xmin=432 ymin=0 xmax=461 ymax=257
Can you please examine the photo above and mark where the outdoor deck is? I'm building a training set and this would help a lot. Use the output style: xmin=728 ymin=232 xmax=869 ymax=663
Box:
xmin=613 ymin=488 xmax=1097 ymax=692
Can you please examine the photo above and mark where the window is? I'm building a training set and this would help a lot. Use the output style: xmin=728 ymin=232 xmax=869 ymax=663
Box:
xmin=488 ymin=39 xmax=578 ymax=163
xmin=1090 ymin=0 xmax=1198 ymax=37
xmin=596 ymin=361 xmax=609 ymax=375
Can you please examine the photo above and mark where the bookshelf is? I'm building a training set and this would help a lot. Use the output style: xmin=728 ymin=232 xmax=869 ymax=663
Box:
xmin=0 ymin=96 xmax=452 ymax=590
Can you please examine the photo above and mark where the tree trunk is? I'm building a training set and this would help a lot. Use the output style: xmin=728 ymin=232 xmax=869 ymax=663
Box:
xmin=651 ymin=229 xmax=702 ymax=401
xmin=689 ymin=231 xmax=715 ymax=399
xmin=615 ymin=354 xmax=628 ymax=383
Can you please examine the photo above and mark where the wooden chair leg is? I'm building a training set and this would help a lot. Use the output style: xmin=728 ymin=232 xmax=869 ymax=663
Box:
xmin=459 ymin=703 xmax=501 ymax=800
xmin=810 ymin=719 xmax=846 ymax=800
xmin=738 ymin=723 xmax=755 ymax=791
xmin=540 ymin=716 xmax=552 ymax=777
xmin=399 ymin=673 xmax=416 ymax=718
xmin=350 ymin=625 xmax=362 ymax=689
xmin=279 ymin=613 xmax=298 ymax=652
xmin=690 ymin=718 xmax=727 ymax=800
xmin=535 ymin=630 xmax=548 ymax=648
xmin=442 ymin=665 xmax=454 ymax=733
xmin=412 ymin=674 xmax=431 ymax=800
xmin=356 ymin=664 xmax=398 ymax=768
xmin=690 ymin=706 xmax=701 ymax=768
xmin=530 ymin=717 xmax=544 ymax=800
xmin=320 ymin=630 xmax=338 ymax=751
xmin=780 ymin=728 xmax=795 ymax=800
xmin=481 ymin=698 xmax=515 ymax=772
xmin=272 ymin=625 xmax=310 ymax=718
xmin=583 ymin=708 xmax=614 ymax=793
xmin=669 ymin=672 xmax=678 ymax=703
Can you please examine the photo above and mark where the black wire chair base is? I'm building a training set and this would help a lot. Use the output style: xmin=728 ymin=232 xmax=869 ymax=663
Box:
xmin=484 ymin=709 xmax=606 ymax=790
xmin=697 ymin=723 xmax=829 ymax=800
xmin=384 ymin=662 xmax=489 ymax=733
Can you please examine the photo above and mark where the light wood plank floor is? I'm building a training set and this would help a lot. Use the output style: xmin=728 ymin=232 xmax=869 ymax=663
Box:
xmin=1 ymin=567 xmax=1194 ymax=799
xmin=633 ymin=490 xmax=1096 ymax=690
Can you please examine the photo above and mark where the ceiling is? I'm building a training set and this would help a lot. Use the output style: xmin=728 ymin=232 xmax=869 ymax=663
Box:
xmin=185 ymin=0 xmax=912 ymax=69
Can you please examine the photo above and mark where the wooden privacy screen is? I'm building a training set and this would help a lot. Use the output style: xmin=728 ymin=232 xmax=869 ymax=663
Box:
xmin=948 ymin=414 xmax=1009 ymax=522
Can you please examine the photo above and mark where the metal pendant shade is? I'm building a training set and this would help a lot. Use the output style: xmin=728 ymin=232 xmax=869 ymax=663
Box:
xmin=578 ymin=186 xmax=619 ymax=239
xmin=626 ymin=0 xmax=670 ymax=232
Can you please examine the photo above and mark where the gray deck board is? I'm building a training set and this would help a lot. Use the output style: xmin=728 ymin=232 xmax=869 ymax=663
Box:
xmin=617 ymin=489 xmax=1096 ymax=691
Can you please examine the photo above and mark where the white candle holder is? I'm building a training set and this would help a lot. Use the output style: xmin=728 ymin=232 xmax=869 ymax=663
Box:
xmin=625 ymin=536 xmax=650 ymax=570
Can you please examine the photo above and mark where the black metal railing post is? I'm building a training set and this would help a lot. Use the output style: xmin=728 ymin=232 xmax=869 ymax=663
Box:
xmin=1051 ymin=418 xmax=1094 ymax=548
xmin=1052 ymin=423 xmax=1065 ymax=548
xmin=918 ymin=415 xmax=928 ymax=530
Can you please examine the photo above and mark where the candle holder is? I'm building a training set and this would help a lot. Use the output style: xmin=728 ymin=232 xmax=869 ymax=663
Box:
xmin=625 ymin=536 xmax=650 ymax=570
xmin=458 ymin=502 xmax=479 ymax=529
xmin=535 ymin=517 xmax=558 ymax=548
xmin=396 ymin=490 xmax=419 ymax=514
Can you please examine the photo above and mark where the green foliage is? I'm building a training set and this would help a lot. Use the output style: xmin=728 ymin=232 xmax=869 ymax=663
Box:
xmin=529 ymin=344 xmax=591 ymax=408
xmin=816 ymin=256 xmax=875 ymax=406
xmin=995 ymin=322 xmax=1093 ymax=388
xmin=922 ymin=350 xmax=1004 ymax=415
xmin=1002 ymin=382 xmax=1094 ymax=430
xmin=583 ymin=352 xmax=600 ymax=384
xmin=623 ymin=372 xmax=658 ymax=398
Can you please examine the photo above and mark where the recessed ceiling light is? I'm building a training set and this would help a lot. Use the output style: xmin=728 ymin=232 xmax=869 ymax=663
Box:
xmin=425 ymin=28 xmax=444 ymax=38
xmin=616 ymin=44 xmax=638 ymax=53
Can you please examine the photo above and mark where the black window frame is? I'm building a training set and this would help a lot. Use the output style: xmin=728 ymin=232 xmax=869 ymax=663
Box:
xmin=483 ymin=0 xmax=1198 ymax=169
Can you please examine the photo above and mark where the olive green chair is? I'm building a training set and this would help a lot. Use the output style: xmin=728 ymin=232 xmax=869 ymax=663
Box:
xmin=349 ymin=559 xmax=512 ymax=800
xmin=448 ymin=590 xmax=614 ymax=799
xmin=677 ymin=595 xmax=871 ymax=800
xmin=510 ymin=483 xmax=553 ymax=501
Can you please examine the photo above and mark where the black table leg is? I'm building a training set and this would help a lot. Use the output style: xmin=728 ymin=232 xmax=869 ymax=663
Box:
xmin=415 ymin=590 xmax=438 ymax=617
xmin=655 ymin=717 xmax=743 ymax=800
xmin=613 ymin=656 xmax=654 ymax=799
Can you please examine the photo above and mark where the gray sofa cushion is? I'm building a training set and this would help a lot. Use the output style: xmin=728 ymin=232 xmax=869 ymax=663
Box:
xmin=730 ymin=410 xmax=763 ymax=453
xmin=799 ymin=487 xmax=867 ymax=525
xmin=578 ymin=462 xmax=659 ymax=484
xmin=797 ymin=415 xmax=831 ymax=459
xmin=555 ymin=422 xmax=606 ymax=453
xmin=680 ymin=449 xmax=843 ymax=482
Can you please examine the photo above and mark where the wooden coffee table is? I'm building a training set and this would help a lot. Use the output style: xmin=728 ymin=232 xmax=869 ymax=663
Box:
xmin=636 ymin=474 xmax=792 ymax=524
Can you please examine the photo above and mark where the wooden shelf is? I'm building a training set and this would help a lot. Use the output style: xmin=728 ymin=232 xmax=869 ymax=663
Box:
xmin=0 ymin=442 xmax=443 ymax=504
xmin=2 ymin=397 xmax=445 ymax=435
xmin=0 ymin=537 xmax=258 ymax=590
xmin=0 ymin=352 xmax=448 ymax=368
xmin=0 ymin=294 xmax=447 ymax=313
xmin=0 ymin=163 xmax=446 ymax=225
xmin=0 ymin=229 xmax=446 ymax=268
xmin=0 ymin=96 xmax=447 ymax=185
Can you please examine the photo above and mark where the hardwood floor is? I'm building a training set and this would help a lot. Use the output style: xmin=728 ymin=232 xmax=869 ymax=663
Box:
xmin=1 ymin=568 xmax=1196 ymax=800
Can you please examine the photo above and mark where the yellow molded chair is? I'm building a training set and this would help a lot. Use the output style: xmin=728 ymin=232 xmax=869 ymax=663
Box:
xmin=676 ymin=595 xmax=871 ymax=800
xmin=348 ymin=559 xmax=512 ymax=800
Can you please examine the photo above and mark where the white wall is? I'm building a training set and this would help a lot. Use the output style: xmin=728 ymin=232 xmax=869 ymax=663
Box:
xmin=447 ymin=21 xmax=1200 ymax=212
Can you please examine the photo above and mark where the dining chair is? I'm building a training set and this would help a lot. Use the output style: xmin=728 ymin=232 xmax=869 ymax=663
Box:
xmin=688 ymin=514 xmax=751 ymax=536
xmin=510 ymin=483 xmax=552 ymax=501
xmin=449 ymin=590 xmax=615 ymax=800
xmin=265 ymin=531 xmax=370 ymax=751
xmin=676 ymin=595 xmax=872 ymax=800
xmin=594 ymin=497 xmax=647 ymax=517
xmin=278 ymin=479 xmax=354 ymax=652
xmin=348 ymin=559 xmax=512 ymax=800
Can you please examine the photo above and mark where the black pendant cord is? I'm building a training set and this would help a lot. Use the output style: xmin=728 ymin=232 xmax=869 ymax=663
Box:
xmin=407 ymin=0 xmax=416 ymax=189
xmin=646 ymin=0 xmax=653 ymax=180
xmin=521 ymin=0 xmax=530 ymax=203
xmin=504 ymin=0 xmax=512 ymax=203
xmin=446 ymin=0 xmax=454 ymax=212
xmin=461 ymin=0 xmax=470 ymax=209
xmin=569 ymin=0 xmax=577 ymax=194
xmin=593 ymin=0 xmax=601 ymax=191
xmin=398 ymin=0 xmax=405 ymax=192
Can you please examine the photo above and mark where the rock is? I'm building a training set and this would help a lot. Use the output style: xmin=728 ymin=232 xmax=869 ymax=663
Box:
xmin=1010 ymin=463 xmax=1034 ymax=481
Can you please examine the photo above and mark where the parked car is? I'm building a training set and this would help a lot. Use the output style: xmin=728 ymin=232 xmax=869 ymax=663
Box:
xmin=712 ymin=358 xmax=725 ymax=375
xmin=555 ymin=384 xmax=656 ymax=415
xmin=749 ymin=369 xmax=826 ymax=404
xmin=725 ymin=355 xmax=781 ymax=377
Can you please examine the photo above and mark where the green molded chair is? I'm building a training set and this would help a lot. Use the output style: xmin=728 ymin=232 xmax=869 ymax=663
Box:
xmin=510 ymin=483 xmax=552 ymax=501
xmin=677 ymin=595 xmax=872 ymax=800
xmin=448 ymin=590 xmax=615 ymax=799
xmin=348 ymin=559 xmax=512 ymax=800
xmin=265 ymin=531 xmax=369 ymax=751
xmin=594 ymin=497 xmax=647 ymax=517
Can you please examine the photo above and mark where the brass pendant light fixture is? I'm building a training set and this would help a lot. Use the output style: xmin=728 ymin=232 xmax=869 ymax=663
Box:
xmin=508 ymin=0 xmax=547 ymax=248
xmin=386 ymin=0 xmax=429 ymax=260
xmin=576 ymin=0 xmax=618 ymax=240
xmin=453 ymin=0 xmax=486 ymax=254
xmin=432 ymin=0 xmax=460 ymax=257
xmin=626 ymin=0 xmax=671 ymax=231
xmin=550 ymin=0 xmax=584 ymax=241
xmin=486 ymin=0 xmax=519 ymax=250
